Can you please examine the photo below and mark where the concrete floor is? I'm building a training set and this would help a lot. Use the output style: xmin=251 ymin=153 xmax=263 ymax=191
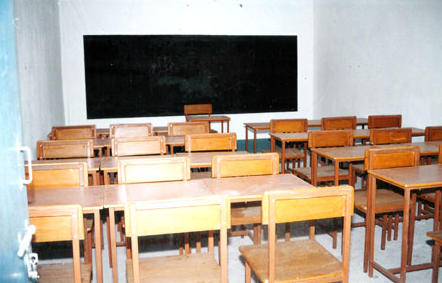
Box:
xmin=83 ymin=213 xmax=437 ymax=282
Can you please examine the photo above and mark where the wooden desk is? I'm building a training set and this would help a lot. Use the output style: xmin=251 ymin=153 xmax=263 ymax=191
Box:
xmin=97 ymin=128 xmax=110 ymax=139
xmin=104 ymin=180 xmax=213 ymax=283
xmin=93 ymin=138 xmax=111 ymax=157
xmin=166 ymin=136 xmax=184 ymax=154
xmin=186 ymin=115 xmax=230 ymax=133
xmin=31 ymin=158 xmax=101 ymax=186
xmin=244 ymin=118 xmax=369 ymax=153
xmin=176 ymin=151 xmax=247 ymax=168
xmin=367 ymin=165 xmax=442 ymax=282
xmin=203 ymin=174 xmax=314 ymax=202
xmin=153 ymin=126 xmax=168 ymax=136
xmin=27 ymin=187 xmax=104 ymax=283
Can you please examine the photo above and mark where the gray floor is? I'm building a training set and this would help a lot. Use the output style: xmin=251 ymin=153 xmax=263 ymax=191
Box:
xmin=82 ymin=213 xmax=438 ymax=282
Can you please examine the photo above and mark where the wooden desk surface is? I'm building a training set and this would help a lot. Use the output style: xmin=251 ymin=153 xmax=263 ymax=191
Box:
xmin=244 ymin=118 xmax=368 ymax=130
xmin=368 ymin=164 xmax=442 ymax=190
xmin=27 ymin=186 xmax=104 ymax=211
xmin=203 ymin=174 xmax=314 ymax=202
xmin=153 ymin=126 xmax=168 ymax=135
xmin=104 ymin=179 xmax=213 ymax=208
xmin=166 ymin=135 xmax=185 ymax=146
xmin=32 ymin=158 xmax=101 ymax=172
xmin=100 ymin=155 xmax=174 ymax=171
xmin=176 ymin=151 xmax=247 ymax=168
xmin=187 ymin=115 xmax=231 ymax=122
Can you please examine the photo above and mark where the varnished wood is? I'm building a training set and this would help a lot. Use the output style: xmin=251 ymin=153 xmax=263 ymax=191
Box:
xmin=168 ymin=121 xmax=210 ymax=136
xmin=176 ymin=151 xmax=247 ymax=169
xmin=27 ymin=162 xmax=88 ymax=189
xmin=109 ymin=123 xmax=152 ymax=138
xmin=125 ymin=195 xmax=229 ymax=283
xmin=425 ymin=126 xmax=442 ymax=142
xmin=29 ymin=205 xmax=91 ymax=283
xmin=111 ymin=136 xmax=166 ymax=156
xmin=427 ymin=231 xmax=442 ymax=283
xmin=369 ymin=128 xmax=412 ymax=145
xmin=37 ymin=139 xmax=94 ymax=160
xmin=51 ymin=125 xmax=96 ymax=140
xmin=184 ymin=103 xmax=212 ymax=119
xmin=239 ymin=186 xmax=353 ymax=283
xmin=321 ymin=116 xmax=357 ymax=130
xmin=368 ymin=115 xmax=402 ymax=129
xmin=117 ymin=156 xmax=190 ymax=184
xmin=185 ymin=133 xmax=237 ymax=152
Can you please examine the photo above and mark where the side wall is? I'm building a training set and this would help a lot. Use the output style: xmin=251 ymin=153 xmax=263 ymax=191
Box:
xmin=314 ymin=0 xmax=442 ymax=127
xmin=59 ymin=0 xmax=314 ymax=138
xmin=14 ymin=0 xmax=65 ymax=155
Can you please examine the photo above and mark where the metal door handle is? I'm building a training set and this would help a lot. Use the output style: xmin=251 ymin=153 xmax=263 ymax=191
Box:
xmin=19 ymin=146 xmax=32 ymax=186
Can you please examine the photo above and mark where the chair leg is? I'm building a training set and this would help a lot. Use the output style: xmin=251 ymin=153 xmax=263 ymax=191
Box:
xmin=432 ymin=242 xmax=441 ymax=283
xmin=245 ymin=262 xmax=252 ymax=283
xmin=394 ymin=213 xmax=399 ymax=240
xmin=285 ymin=223 xmax=291 ymax=242
xmin=387 ymin=214 xmax=393 ymax=241
xmin=253 ymin=224 xmax=261 ymax=245
xmin=381 ymin=215 xmax=387 ymax=250
xmin=332 ymin=218 xmax=338 ymax=249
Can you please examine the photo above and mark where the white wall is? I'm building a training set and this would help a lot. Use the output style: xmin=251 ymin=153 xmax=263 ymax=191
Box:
xmin=314 ymin=0 xmax=442 ymax=128
xmin=59 ymin=0 xmax=314 ymax=139
xmin=14 ymin=0 xmax=65 ymax=156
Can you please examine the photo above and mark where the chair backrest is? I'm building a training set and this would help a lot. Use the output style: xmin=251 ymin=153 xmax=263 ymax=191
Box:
xmin=308 ymin=130 xmax=353 ymax=148
xmin=51 ymin=125 xmax=96 ymax=140
xmin=27 ymin=162 xmax=88 ymax=189
xmin=425 ymin=126 xmax=442 ymax=141
xmin=369 ymin=128 xmax=412 ymax=145
xmin=29 ymin=205 xmax=84 ymax=282
xmin=212 ymin=153 xmax=279 ymax=178
xmin=125 ymin=195 xmax=230 ymax=283
xmin=36 ymin=140 xmax=94 ymax=160
xmin=185 ymin=133 xmax=237 ymax=152
xmin=111 ymin=136 xmax=166 ymax=157
xmin=109 ymin=123 xmax=152 ymax=138
xmin=321 ymin=116 xmax=356 ymax=130
xmin=269 ymin=119 xmax=308 ymax=133
xmin=184 ymin=104 xmax=212 ymax=117
xmin=167 ymin=122 xmax=210 ymax=136
xmin=364 ymin=146 xmax=420 ymax=170
xmin=262 ymin=186 xmax=353 ymax=282
xmin=368 ymin=115 xmax=402 ymax=129
xmin=117 ymin=156 xmax=190 ymax=184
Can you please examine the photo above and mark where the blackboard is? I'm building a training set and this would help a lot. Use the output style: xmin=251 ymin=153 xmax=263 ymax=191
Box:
xmin=84 ymin=35 xmax=297 ymax=119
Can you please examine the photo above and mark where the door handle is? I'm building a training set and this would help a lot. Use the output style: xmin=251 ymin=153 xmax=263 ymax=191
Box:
xmin=19 ymin=146 xmax=32 ymax=187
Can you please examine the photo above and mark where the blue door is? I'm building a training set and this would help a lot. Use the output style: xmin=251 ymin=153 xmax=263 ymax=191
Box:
xmin=0 ymin=0 xmax=31 ymax=281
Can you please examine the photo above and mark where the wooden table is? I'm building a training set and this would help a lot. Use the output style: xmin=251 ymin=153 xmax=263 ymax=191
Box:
xmin=27 ymin=187 xmax=104 ymax=283
xmin=176 ymin=151 xmax=247 ymax=168
xmin=367 ymin=164 xmax=442 ymax=282
xmin=32 ymin=158 xmax=102 ymax=186
xmin=244 ymin=118 xmax=369 ymax=153
xmin=104 ymin=180 xmax=213 ymax=283
xmin=269 ymin=128 xmax=425 ymax=174
xmin=187 ymin=115 xmax=230 ymax=133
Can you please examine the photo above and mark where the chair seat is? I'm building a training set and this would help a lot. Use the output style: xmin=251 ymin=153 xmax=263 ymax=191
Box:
xmin=354 ymin=189 xmax=405 ymax=213
xmin=239 ymin=239 xmax=343 ymax=282
xmin=427 ymin=230 xmax=442 ymax=243
xmin=293 ymin=166 xmax=348 ymax=181
xmin=262 ymin=148 xmax=303 ymax=159
xmin=231 ymin=204 xmax=261 ymax=225
xmin=38 ymin=262 xmax=92 ymax=283
xmin=126 ymin=253 xmax=221 ymax=283
xmin=352 ymin=163 xmax=365 ymax=174
xmin=418 ymin=192 xmax=436 ymax=202
xmin=191 ymin=171 xmax=212 ymax=179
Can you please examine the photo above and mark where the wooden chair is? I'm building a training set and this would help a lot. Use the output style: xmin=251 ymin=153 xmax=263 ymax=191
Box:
xmin=109 ymin=123 xmax=152 ymax=138
xmin=212 ymin=153 xmax=279 ymax=244
xmin=355 ymin=146 xmax=419 ymax=272
xmin=125 ymin=195 xmax=229 ymax=283
xmin=262 ymin=119 xmax=308 ymax=171
xmin=29 ymin=205 xmax=92 ymax=283
xmin=117 ymin=156 xmax=190 ymax=184
xmin=427 ymin=230 xmax=442 ymax=283
xmin=167 ymin=121 xmax=210 ymax=136
xmin=239 ymin=186 xmax=353 ymax=283
xmin=51 ymin=125 xmax=96 ymax=140
xmin=425 ymin=126 xmax=442 ymax=141
xmin=184 ymin=103 xmax=212 ymax=121
xmin=368 ymin=114 xmax=402 ymax=129
xmin=321 ymin=116 xmax=357 ymax=130
xmin=26 ymin=162 xmax=93 ymax=263
xmin=36 ymin=140 xmax=94 ymax=160
xmin=111 ymin=136 xmax=166 ymax=157
xmin=184 ymin=133 xmax=237 ymax=152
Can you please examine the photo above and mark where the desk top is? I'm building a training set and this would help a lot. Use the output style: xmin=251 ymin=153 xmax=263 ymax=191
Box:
xmin=368 ymin=164 xmax=442 ymax=190
xmin=27 ymin=186 xmax=104 ymax=210
xmin=32 ymin=158 xmax=101 ymax=171
xmin=100 ymin=155 xmax=174 ymax=171
xmin=104 ymin=179 xmax=213 ymax=208
xmin=187 ymin=115 xmax=231 ymax=122
xmin=203 ymin=174 xmax=314 ymax=202
xmin=244 ymin=118 xmax=368 ymax=130
xmin=166 ymin=136 xmax=185 ymax=146
xmin=176 ymin=151 xmax=247 ymax=168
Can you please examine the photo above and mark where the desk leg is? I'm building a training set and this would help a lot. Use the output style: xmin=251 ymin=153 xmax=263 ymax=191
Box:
xmin=245 ymin=126 xmax=249 ymax=152
xmin=104 ymin=170 xmax=111 ymax=186
xmin=281 ymin=142 xmax=286 ymax=174
xmin=227 ymin=121 xmax=229 ymax=133
xmin=94 ymin=211 xmax=103 ymax=283
xmin=270 ymin=137 xmax=275 ymax=152
xmin=253 ymin=130 xmax=257 ymax=153
xmin=400 ymin=190 xmax=411 ymax=282
xmin=334 ymin=161 xmax=340 ymax=186
xmin=109 ymin=207 xmax=119 ymax=283
xmin=368 ymin=174 xmax=376 ymax=277
xmin=221 ymin=121 xmax=224 ymax=133
xmin=312 ymin=152 xmax=318 ymax=186
xmin=407 ymin=193 xmax=417 ymax=266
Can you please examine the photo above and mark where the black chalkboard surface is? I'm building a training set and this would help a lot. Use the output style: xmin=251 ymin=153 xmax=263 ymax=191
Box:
xmin=84 ymin=35 xmax=297 ymax=119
